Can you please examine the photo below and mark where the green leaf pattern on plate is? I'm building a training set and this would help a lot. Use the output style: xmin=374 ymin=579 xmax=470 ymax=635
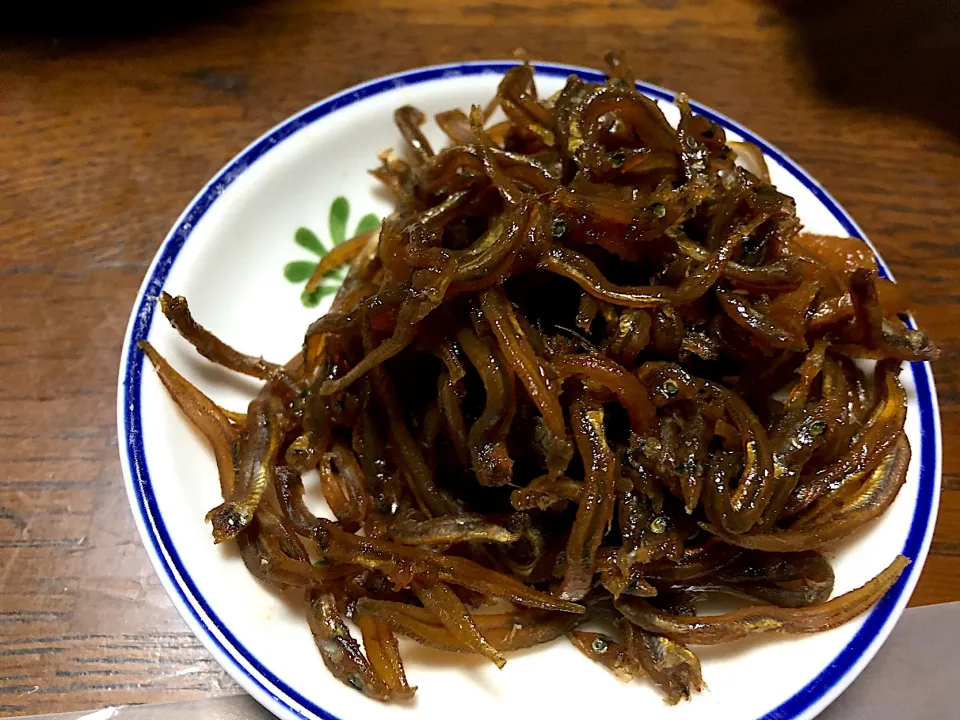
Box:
xmin=354 ymin=213 xmax=380 ymax=237
xmin=283 ymin=260 xmax=318 ymax=283
xmin=294 ymin=227 xmax=327 ymax=256
xmin=329 ymin=197 xmax=350 ymax=245
xmin=285 ymin=196 xmax=379 ymax=307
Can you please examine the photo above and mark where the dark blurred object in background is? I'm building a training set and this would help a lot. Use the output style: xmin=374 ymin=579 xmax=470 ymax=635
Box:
xmin=2 ymin=0 xmax=260 ymax=38
xmin=5 ymin=0 xmax=960 ymax=141
xmin=773 ymin=0 xmax=960 ymax=138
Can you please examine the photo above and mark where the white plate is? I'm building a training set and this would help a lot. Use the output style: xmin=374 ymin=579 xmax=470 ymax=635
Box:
xmin=117 ymin=62 xmax=942 ymax=720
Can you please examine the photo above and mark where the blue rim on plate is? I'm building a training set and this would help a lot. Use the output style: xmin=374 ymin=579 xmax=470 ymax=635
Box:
xmin=118 ymin=61 xmax=942 ymax=720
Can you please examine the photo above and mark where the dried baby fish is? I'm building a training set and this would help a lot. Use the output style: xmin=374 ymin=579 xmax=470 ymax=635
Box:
xmin=142 ymin=53 xmax=933 ymax=704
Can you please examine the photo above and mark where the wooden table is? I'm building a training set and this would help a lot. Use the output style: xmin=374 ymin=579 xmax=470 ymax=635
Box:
xmin=2 ymin=0 xmax=958 ymax=715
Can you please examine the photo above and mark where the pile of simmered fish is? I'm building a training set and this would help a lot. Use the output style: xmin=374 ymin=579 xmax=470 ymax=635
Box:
xmin=142 ymin=53 xmax=936 ymax=704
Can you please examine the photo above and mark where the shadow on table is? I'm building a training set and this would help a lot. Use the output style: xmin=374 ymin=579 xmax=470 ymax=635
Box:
xmin=771 ymin=0 xmax=960 ymax=138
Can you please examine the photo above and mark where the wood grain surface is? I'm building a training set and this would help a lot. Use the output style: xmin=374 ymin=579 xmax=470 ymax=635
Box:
xmin=1 ymin=0 xmax=958 ymax=715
